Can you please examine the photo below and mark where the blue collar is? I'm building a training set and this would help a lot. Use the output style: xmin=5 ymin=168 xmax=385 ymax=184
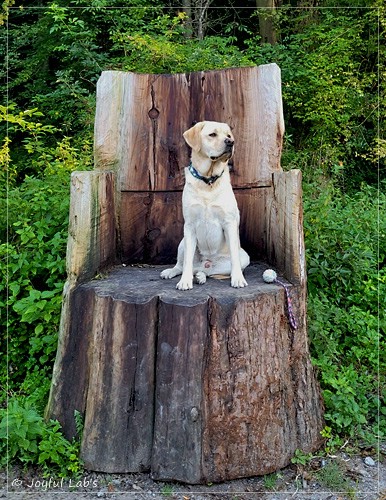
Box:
xmin=188 ymin=163 xmax=224 ymax=186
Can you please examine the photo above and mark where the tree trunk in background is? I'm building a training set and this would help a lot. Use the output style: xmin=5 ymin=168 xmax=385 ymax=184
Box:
xmin=180 ymin=0 xmax=212 ymax=40
xmin=295 ymin=0 xmax=319 ymax=31
xmin=256 ymin=0 xmax=277 ymax=44
xmin=182 ymin=0 xmax=193 ymax=38
xmin=195 ymin=0 xmax=211 ymax=40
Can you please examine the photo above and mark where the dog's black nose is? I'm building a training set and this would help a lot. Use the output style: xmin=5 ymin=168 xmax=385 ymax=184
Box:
xmin=225 ymin=138 xmax=234 ymax=147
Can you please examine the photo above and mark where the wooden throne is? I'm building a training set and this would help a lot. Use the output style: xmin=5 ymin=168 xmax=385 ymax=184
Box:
xmin=46 ymin=64 xmax=324 ymax=484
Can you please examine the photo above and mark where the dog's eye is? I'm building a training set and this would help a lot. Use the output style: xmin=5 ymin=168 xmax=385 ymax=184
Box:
xmin=209 ymin=133 xmax=217 ymax=137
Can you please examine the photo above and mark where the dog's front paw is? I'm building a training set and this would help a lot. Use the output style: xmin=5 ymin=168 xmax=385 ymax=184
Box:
xmin=195 ymin=271 xmax=207 ymax=285
xmin=231 ymin=273 xmax=248 ymax=288
xmin=176 ymin=277 xmax=193 ymax=290
xmin=160 ymin=268 xmax=177 ymax=279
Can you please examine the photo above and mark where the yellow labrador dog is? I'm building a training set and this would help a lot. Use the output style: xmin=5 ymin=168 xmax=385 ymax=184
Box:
xmin=160 ymin=121 xmax=250 ymax=290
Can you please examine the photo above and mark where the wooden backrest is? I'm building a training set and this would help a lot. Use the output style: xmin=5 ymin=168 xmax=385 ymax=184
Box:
xmin=93 ymin=64 xmax=285 ymax=263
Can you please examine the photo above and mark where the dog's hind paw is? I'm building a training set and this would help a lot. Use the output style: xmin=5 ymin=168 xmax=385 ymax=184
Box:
xmin=195 ymin=271 xmax=207 ymax=285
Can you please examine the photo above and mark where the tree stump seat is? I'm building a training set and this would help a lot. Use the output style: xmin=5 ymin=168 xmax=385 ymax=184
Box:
xmin=52 ymin=263 xmax=323 ymax=482
xmin=46 ymin=64 xmax=324 ymax=483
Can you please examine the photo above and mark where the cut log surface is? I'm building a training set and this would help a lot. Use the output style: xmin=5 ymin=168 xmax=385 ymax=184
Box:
xmin=52 ymin=263 xmax=323 ymax=481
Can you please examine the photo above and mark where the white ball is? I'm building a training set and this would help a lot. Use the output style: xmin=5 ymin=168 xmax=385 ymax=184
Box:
xmin=263 ymin=269 xmax=277 ymax=283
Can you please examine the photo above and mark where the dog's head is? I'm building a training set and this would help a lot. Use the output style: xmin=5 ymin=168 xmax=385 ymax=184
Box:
xmin=183 ymin=121 xmax=234 ymax=162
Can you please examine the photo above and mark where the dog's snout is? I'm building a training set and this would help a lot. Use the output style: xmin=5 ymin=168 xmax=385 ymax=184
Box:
xmin=225 ymin=137 xmax=234 ymax=147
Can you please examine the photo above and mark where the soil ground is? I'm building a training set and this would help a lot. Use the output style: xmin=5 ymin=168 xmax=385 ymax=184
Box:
xmin=1 ymin=447 xmax=385 ymax=500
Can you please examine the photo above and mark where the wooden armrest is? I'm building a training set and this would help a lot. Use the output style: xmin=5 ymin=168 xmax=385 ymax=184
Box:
xmin=266 ymin=169 xmax=306 ymax=284
xmin=67 ymin=170 xmax=116 ymax=283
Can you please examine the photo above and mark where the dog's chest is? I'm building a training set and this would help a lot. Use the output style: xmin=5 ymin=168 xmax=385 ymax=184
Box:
xmin=183 ymin=182 xmax=238 ymax=222
xmin=185 ymin=197 xmax=233 ymax=225
xmin=190 ymin=202 xmax=226 ymax=254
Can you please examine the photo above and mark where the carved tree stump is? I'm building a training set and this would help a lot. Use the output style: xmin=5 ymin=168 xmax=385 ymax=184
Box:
xmin=46 ymin=64 xmax=324 ymax=483
xmin=50 ymin=265 xmax=323 ymax=482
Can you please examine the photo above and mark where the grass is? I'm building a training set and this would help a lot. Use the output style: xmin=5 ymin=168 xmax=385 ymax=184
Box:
xmin=315 ymin=460 xmax=356 ymax=498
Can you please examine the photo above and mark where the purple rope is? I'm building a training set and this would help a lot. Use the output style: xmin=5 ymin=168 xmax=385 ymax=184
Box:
xmin=275 ymin=278 xmax=298 ymax=330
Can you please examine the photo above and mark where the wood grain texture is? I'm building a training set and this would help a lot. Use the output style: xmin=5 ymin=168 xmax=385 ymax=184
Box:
xmin=203 ymin=292 xmax=298 ymax=480
xmin=235 ymin=187 xmax=270 ymax=260
xmin=81 ymin=294 xmax=158 ymax=472
xmin=66 ymin=170 xmax=116 ymax=282
xmin=151 ymin=295 xmax=209 ymax=483
xmin=266 ymin=169 xmax=306 ymax=284
xmin=49 ymin=266 xmax=323 ymax=479
xmin=119 ymin=191 xmax=184 ymax=264
xmin=152 ymin=278 xmax=323 ymax=483
xmin=119 ymin=187 xmax=270 ymax=264
xmin=94 ymin=71 xmax=150 ymax=173
xmin=94 ymin=64 xmax=284 ymax=192
xmin=45 ymin=286 xmax=95 ymax=438
xmin=46 ymin=171 xmax=117 ymax=423
xmin=201 ymin=286 xmax=323 ymax=483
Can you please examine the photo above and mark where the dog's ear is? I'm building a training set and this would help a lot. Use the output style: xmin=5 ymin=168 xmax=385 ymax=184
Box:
xmin=183 ymin=122 xmax=205 ymax=152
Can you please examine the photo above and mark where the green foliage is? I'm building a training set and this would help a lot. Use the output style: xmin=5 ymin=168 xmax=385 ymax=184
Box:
xmin=315 ymin=460 xmax=351 ymax=493
xmin=304 ymin=180 xmax=385 ymax=438
xmin=0 ymin=400 xmax=82 ymax=477
xmin=0 ymin=400 xmax=43 ymax=465
xmin=0 ymin=104 xmax=57 ymax=185
xmin=0 ymin=107 xmax=92 ymax=395
xmin=263 ymin=472 xmax=280 ymax=490
xmin=245 ymin=6 xmax=382 ymax=189
xmin=291 ymin=449 xmax=313 ymax=466
xmin=74 ymin=410 xmax=84 ymax=440
xmin=320 ymin=426 xmax=345 ymax=455
xmin=161 ymin=483 xmax=175 ymax=497
xmin=110 ymin=12 xmax=252 ymax=74
xmin=2 ymin=176 xmax=68 ymax=388
xmin=3 ymin=1 xmax=250 ymax=139
xmin=0 ymin=0 xmax=14 ymax=25
xmin=1 ymin=104 xmax=93 ymax=187
xmin=38 ymin=419 xmax=82 ymax=477
xmin=0 ymin=100 xmax=91 ymax=474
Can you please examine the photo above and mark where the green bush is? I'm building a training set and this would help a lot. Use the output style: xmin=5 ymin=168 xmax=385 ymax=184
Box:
xmin=2 ymin=175 xmax=68 ymax=391
xmin=111 ymin=13 xmax=252 ymax=74
xmin=304 ymin=180 xmax=385 ymax=439
xmin=0 ymin=106 xmax=92 ymax=395
xmin=0 ymin=400 xmax=82 ymax=477
xmin=245 ymin=6 xmax=381 ymax=189
xmin=0 ymin=400 xmax=44 ymax=465
xmin=0 ymin=132 xmax=86 ymax=476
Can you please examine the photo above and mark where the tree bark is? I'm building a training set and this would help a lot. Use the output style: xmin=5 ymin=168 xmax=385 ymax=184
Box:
xmin=256 ymin=0 xmax=277 ymax=44
xmin=182 ymin=0 xmax=193 ymax=38
xmin=194 ymin=0 xmax=211 ymax=40
xmin=49 ymin=265 xmax=324 ymax=481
